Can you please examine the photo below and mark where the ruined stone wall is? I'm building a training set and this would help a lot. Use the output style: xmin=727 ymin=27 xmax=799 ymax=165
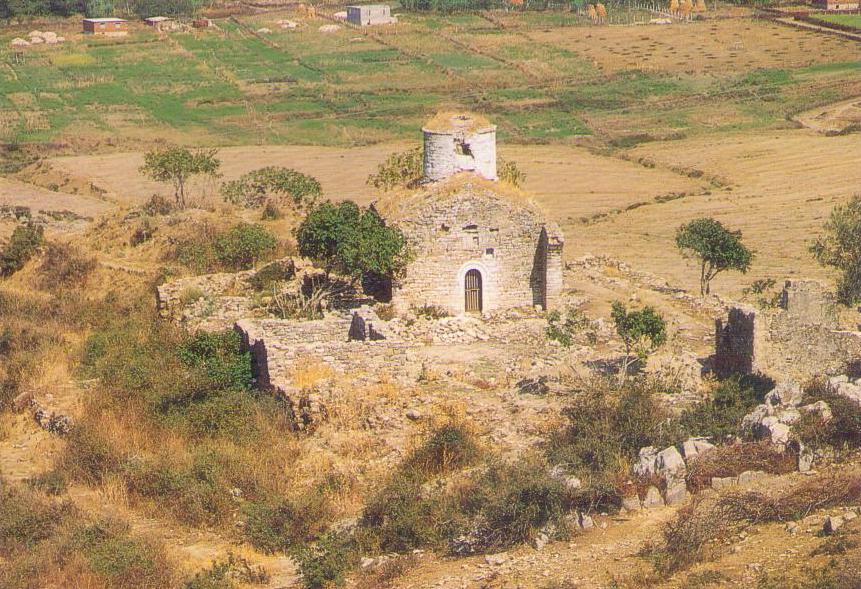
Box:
xmin=714 ymin=280 xmax=861 ymax=380
xmin=235 ymin=315 xmax=418 ymax=392
xmin=392 ymin=191 xmax=563 ymax=315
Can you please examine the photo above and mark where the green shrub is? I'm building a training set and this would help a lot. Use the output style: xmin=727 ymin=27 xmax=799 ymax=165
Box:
xmin=213 ymin=223 xmax=278 ymax=271
xmin=0 ymin=222 xmax=43 ymax=277
xmin=293 ymin=532 xmax=359 ymax=589
xmin=546 ymin=307 xmax=594 ymax=348
xmin=222 ymin=167 xmax=321 ymax=211
xmin=26 ymin=469 xmax=68 ymax=496
xmin=367 ymin=146 xmax=423 ymax=191
xmin=177 ymin=330 xmax=252 ymax=391
xmin=675 ymin=376 xmax=764 ymax=441
xmin=403 ymin=422 xmax=481 ymax=476
xmin=0 ymin=487 xmax=70 ymax=553
xmin=795 ymin=381 xmax=861 ymax=451
xmin=185 ymin=553 xmax=270 ymax=589
xmin=37 ymin=242 xmax=97 ymax=289
xmin=248 ymin=260 xmax=295 ymax=292
xmin=463 ymin=456 xmax=573 ymax=551
xmin=244 ymin=494 xmax=332 ymax=554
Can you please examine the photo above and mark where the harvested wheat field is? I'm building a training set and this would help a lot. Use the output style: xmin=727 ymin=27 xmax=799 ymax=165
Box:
xmin=531 ymin=19 xmax=861 ymax=74
xmin=48 ymin=142 xmax=704 ymax=215
xmin=575 ymin=129 xmax=860 ymax=297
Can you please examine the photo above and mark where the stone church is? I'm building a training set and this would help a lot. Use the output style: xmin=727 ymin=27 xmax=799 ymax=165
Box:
xmin=378 ymin=113 xmax=564 ymax=315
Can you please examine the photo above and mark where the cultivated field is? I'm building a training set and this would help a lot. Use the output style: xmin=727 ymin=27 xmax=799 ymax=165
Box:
xmin=0 ymin=9 xmax=859 ymax=148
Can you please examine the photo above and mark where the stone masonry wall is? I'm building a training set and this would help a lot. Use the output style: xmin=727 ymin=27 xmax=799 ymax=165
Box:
xmin=392 ymin=189 xmax=563 ymax=315
xmin=423 ymin=128 xmax=497 ymax=182
xmin=715 ymin=280 xmax=861 ymax=380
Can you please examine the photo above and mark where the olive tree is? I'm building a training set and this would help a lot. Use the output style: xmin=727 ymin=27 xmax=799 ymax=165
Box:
xmin=611 ymin=301 xmax=666 ymax=382
xmin=140 ymin=147 xmax=220 ymax=209
xmin=811 ymin=195 xmax=861 ymax=305
xmin=676 ymin=217 xmax=753 ymax=296
xmin=221 ymin=167 xmax=321 ymax=211
xmin=296 ymin=201 xmax=408 ymax=282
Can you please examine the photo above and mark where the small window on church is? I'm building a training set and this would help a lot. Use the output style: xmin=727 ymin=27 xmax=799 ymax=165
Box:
xmin=484 ymin=248 xmax=495 ymax=258
xmin=463 ymin=224 xmax=478 ymax=232
xmin=440 ymin=224 xmax=450 ymax=233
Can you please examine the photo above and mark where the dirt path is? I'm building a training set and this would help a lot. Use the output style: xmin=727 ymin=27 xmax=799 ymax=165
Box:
xmin=386 ymin=507 xmax=678 ymax=589
xmin=795 ymin=95 xmax=861 ymax=134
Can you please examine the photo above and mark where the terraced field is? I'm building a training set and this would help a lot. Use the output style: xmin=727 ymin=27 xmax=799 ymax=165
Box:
xmin=0 ymin=10 xmax=859 ymax=148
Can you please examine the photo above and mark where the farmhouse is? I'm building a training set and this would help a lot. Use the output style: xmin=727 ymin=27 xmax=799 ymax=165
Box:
xmin=144 ymin=16 xmax=174 ymax=31
xmin=813 ymin=0 xmax=859 ymax=10
xmin=346 ymin=4 xmax=397 ymax=26
xmin=380 ymin=113 xmax=564 ymax=315
xmin=82 ymin=17 xmax=128 ymax=36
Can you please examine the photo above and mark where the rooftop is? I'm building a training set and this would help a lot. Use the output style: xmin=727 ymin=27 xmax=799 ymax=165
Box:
xmin=83 ymin=17 xmax=127 ymax=22
xmin=423 ymin=112 xmax=495 ymax=134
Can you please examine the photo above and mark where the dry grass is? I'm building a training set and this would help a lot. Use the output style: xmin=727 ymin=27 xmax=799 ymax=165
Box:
xmin=657 ymin=471 xmax=861 ymax=575
xmin=686 ymin=441 xmax=797 ymax=492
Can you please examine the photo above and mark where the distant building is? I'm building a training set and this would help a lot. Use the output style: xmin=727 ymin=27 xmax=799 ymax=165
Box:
xmin=144 ymin=16 xmax=174 ymax=31
xmin=192 ymin=18 xmax=213 ymax=28
xmin=378 ymin=113 xmax=564 ymax=315
xmin=82 ymin=18 xmax=128 ymax=36
xmin=813 ymin=0 xmax=859 ymax=9
xmin=346 ymin=4 xmax=397 ymax=26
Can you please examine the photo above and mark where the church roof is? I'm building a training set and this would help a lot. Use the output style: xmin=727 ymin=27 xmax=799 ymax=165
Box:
xmin=374 ymin=174 xmax=564 ymax=242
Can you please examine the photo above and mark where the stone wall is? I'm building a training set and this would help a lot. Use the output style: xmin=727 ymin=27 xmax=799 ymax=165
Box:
xmin=714 ymin=280 xmax=861 ymax=380
xmin=391 ymin=187 xmax=564 ymax=315
xmin=423 ymin=127 xmax=497 ymax=182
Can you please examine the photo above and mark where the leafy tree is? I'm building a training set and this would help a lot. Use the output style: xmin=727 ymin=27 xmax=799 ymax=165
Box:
xmin=810 ymin=195 xmax=861 ymax=305
xmin=0 ymin=221 xmax=43 ymax=277
xmin=296 ymin=201 xmax=408 ymax=282
xmin=675 ymin=217 xmax=753 ymax=296
xmin=611 ymin=301 xmax=666 ymax=382
xmin=221 ymin=167 xmax=321 ymax=211
xmin=367 ymin=146 xmax=423 ymax=191
xmin=139 ymin=147 xmax=220 ymax=209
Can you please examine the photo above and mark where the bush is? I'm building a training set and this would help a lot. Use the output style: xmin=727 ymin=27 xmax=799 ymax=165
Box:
xmin=463 ymin=456 xmax=573 ymax=551
xmin=546 ymin=307 xmax=594 ymax=348
xmin=810 ymin=194 xmax=861 ymax=304
xmin=685 ymin=441 xmax=796 ymax=492
xmin=213 ymin=223 xmax=278 ymax=271
xmin=0 ymin=222 xmax=43 ymax=277
xmin=26 ymin=469 xmax=68 ymax=496
xmin=674 ymin=376 xmax=765 ymax=442
xmin=403 ymin=422 xmax=482 ymax=477
xmin=222 ymin=167 xmax=321 ymax=211
xmin=185 ymin=553 xmax=270 ymax=589
xmin=367 ymin=147 xmax=423 ymax=191
xmin=244 ymin=494 xmax=332 ymax=554
xmin=498 ymin=158 xmax=526 ymax=188
xmin=293 ymin=532 xmax=359 ymax=589
xmin=794 ymin=381 xmax=861 ymax=451
xmin=413 ymin=304 xmax=449 ymax=319
xmin=0 ymin=487 xmax=174 ymax=589
xmin=37 ymin=242 xmax=97 ymax=289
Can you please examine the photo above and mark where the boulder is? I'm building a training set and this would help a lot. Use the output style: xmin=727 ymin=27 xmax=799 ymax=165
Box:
xmin=665 ymin=480 xmax=689 ymax=506
xmin=737 ymin=470 xmax=766 ymax=485
xmin=764 ymin=381 xmax=803 ymax=408
xmin=10 ymin=38 xmax=30 ymax=47
xmin=633 ymin=446 xmax=659 ymax=477
xmin=800 ymin=400 xmax=832 ymax=422
xmin=579 ymin=513 xmax=595 ymax=529
xmin=549 ymin=465 xmax=582 ymax=491
xmin=621 ymin=495 xmax=642 ymax=512
xmin=642 ymin=486 xmax=664 ymax=508
xmin=655 ymin=446 xmax=686 ymax=480
xmin=823 ymin=516 xmax=844 ymax=535
xmin=797 ymin=444 xmax=814 ymax=473
xmin=711 ymin=476 xmax=737 ymax=490
xmin=681 ymin=437 xmax=715 ymax=460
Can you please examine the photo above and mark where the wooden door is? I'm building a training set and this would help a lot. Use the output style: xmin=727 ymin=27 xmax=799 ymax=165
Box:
xmin=465 ymin=269 xmax=482 ymax=313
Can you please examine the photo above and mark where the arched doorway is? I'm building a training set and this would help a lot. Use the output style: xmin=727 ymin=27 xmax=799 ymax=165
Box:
xmin=464 ymin=269 xmax=483 ymax=313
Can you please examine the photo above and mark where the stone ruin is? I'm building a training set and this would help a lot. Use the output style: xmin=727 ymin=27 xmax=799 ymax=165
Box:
xmin=714 ymin=279 xmax=861 ymax=381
